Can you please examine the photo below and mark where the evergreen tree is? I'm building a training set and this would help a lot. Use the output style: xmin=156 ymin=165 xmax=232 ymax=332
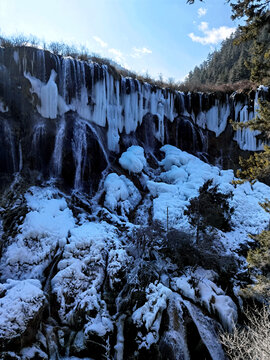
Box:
xmin=186 ymin=1 xmax=270 ymax=85
xmin=242 ymin=230 xmax=270 ymax=301
xmin=188 ymin=0 xmax=270 ymax=305
xmin=184 ymin=179 xmax=234 ymax=243
xmin=234 ymin=146 xmax=270 ymax=185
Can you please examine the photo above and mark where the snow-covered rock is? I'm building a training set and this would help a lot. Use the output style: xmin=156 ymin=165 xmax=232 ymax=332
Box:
xmin=132 ymin=283 xmax=172 ymax=349
xmin=0 ymin=187 xmax=75 ymax=281
xmin=0 ymin=279 xmax=45 ymax=349
xmin=104 ymin=173 xmax=141 ymax=215
xmin=172 ymin=267 xmax=238 ymax=331
xmin=51 ymin=221 xmax=118 ymax=325
xmin=119 ymin=145 xmax=147 ymax=173
xmin=147 ymin=145 xmax=270 ymax=250
xmin=1 ymin=143 xmax=270 ymax=358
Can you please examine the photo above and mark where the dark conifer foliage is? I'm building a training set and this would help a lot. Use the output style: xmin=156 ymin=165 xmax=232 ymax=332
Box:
xmin=184 ymin=30 xmax=253 ymax=86
xmin=186 ymin=0 xmax=270 ymax=85
xmin=184 ymin=179 xmax=234 ymax=243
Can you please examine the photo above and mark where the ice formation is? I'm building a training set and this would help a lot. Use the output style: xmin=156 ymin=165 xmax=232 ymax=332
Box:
xmin=104 ymin=173 xmax=141 ymax=215
xmin=20 ymin=49 xmax=269 ymax=152
xmin=119 ymin=146 xmax=147 ymax=173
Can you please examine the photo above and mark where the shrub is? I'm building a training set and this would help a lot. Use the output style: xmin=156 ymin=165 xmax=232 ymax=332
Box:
xmin=241 ymin=230 xmax=270 ymax=302
xmin=220 ymin=305 xmax=270 ymax=360
xmin=184 ymin=179 xmax=234 ymax=243
xmin=164 ymin=228 xmax=238 ymax=275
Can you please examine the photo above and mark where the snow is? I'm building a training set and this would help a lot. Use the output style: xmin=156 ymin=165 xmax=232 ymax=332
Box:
xmin=258 ymin=85 xmax=269 ymax=92
xmin=20 ymin=346 xmax=48 ymax=360
xmin=172 ymin=267 xmax=238 ymax=331
xmin=0 ymin=187 xmax=75 ymax=281
xmin=147 ymin=145 xmax=270 ymax=249
xmin=107 ymin=249 xmax=131 ymax=290
xmin=119 ymin=146 xmax=146 ymax=173
xmin=104 ymin=173 xmax=141 ymax=215
xmin=2 ymin=57 xmax=270 ymax=357
xmin=51 ymin=220 xmax=118 ymax=325
xmin=132 ymin=283 xmax=172 ymax=349
xmin=0 ymin=279 xmax=45 ymax=339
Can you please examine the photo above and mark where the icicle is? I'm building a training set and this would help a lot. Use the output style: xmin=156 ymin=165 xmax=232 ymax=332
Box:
xmin=72 ymin=120 xmax=87 ymax=190
xmin=233 ymin=91 xmax=264 ymax=151
xmin=114 ymin=315 xmax=126 ymax=360
xmin=51 ymin=117 xmax=66 ymax=177
xmin=3 ymin=120 xmax=17 ymax=173
xmin=19 ymin=140 xmax=23 ymax=172
xmin=183 ymin=300 xmax=225 ymax=360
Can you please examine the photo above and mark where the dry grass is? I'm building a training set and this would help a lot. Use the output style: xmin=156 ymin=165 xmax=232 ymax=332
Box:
xmin=220 ymin=305 xmax=270 ymax=360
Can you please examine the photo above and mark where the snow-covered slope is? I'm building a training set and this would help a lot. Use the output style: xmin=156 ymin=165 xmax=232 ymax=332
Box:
xmin=1 ymin=144 xmax=269 ymax=359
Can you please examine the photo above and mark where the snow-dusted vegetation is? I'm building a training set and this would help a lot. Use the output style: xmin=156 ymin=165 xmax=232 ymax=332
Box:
xmin=1 ymin=143 xmax=270 ymax=359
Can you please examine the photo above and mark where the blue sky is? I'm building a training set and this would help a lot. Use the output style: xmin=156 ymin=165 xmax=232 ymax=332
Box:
xmin=0 ymin=0 xmax=241 ymax=81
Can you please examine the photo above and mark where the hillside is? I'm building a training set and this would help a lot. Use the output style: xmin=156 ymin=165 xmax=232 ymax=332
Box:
xmin=184 ymin=24 xmax=270 ymax=87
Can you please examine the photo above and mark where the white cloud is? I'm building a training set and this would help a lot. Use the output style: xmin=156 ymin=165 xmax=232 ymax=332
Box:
xmin=108 ymin=48 xmax=125 ymax=63
xmin=188 ymin=22 xmax=235 ymax=45
xmin=198 ymin=7 xmax=207 ymax=17
xmin=131 ymin=47 xmax=152 ymax=58
xmin=93 ymin=36 xmax=108 ymax=48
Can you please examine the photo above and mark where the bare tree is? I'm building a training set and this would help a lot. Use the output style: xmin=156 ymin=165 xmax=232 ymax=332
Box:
xmin=220 ymin=305 xmax=270 ymax=360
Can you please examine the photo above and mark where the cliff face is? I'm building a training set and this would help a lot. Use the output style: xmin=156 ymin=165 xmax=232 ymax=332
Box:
xmin=0 ymin=46 xmax=269 ymax=192
xmin=1 ymin=46 xmax=270 ymax=360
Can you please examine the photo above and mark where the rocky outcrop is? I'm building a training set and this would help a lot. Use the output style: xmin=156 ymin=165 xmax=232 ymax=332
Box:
xmin=0 ymin=279 xmax=45 ymax=351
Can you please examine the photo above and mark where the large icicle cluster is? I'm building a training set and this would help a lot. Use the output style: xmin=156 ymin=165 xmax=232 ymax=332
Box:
xmin=16 ymin=48 xmax=268 ymax=152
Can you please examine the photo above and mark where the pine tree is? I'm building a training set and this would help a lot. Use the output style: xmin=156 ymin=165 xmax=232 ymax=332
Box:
xmin=242 ymin=230 xmax=270 ymax=301
xmin=184 ymin=179 xmax=234 ymax=243
xmin=188 ymin=0 xmax=270 ymax=305
xmin=234 ymin=146 xmax=270 ymax=185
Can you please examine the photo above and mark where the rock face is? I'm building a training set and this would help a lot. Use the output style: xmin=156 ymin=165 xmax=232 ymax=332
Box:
xmin=0 ymin=46 xmax=269 ymax=192
xmin=1 ymin=46 xmax=270 ymax=359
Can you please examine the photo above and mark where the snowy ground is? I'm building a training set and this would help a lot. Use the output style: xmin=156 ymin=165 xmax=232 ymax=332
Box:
xmin=1 ymin=144 xmax=270 ymax=359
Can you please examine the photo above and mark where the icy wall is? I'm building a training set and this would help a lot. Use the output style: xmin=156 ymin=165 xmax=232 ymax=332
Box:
xmin=0 ymin=46 xmax=269 ymax=191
